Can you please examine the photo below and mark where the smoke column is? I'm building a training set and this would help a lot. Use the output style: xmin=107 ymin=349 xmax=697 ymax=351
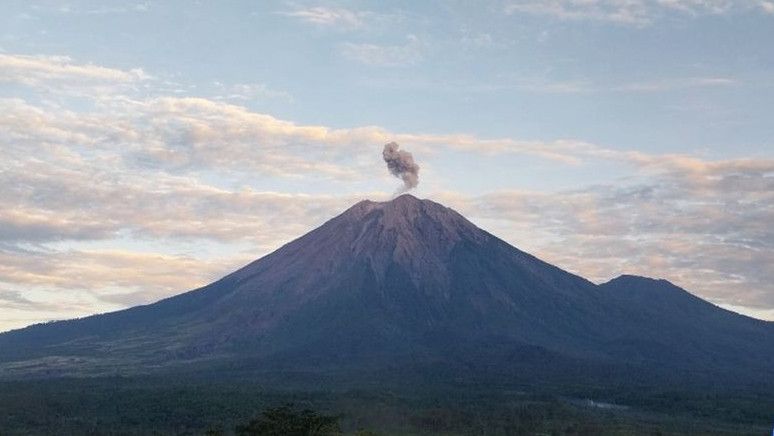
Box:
xmin=382 ymin=142 xmax=420 ymax=192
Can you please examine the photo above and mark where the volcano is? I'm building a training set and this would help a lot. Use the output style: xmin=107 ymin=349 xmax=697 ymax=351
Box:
xmin=1 ymin=194 xmax=772 ymax=386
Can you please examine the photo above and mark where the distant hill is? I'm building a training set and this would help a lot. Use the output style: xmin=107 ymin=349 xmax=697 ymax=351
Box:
xmin=1 ymin=194 xmax=772 ymax=388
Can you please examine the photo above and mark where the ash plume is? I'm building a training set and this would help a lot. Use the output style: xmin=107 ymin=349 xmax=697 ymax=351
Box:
xmin=382 ymin=142 xmax=419 ymax=192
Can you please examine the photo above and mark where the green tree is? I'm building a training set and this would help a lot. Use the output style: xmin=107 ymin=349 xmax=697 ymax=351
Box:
xmin=235 ymin=404 xmax=341 ymax=436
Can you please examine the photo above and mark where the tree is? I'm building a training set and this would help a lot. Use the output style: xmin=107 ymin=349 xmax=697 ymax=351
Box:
xmin=235 ymin=404 xmax=341 ymax=436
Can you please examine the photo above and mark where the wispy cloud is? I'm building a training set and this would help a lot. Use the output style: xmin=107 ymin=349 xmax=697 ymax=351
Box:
xmin=0 ymin=53 xmax=149 ymax=86
xmin=514 ymin=76 xmax=739 ymax=94
xmin=0 ymin=247 xmax=241 ymax=297
xmin=340 ymin=35 xmax=424 ymax=66
xmin=504 ymin=0 xmax=774 ymax=26
xmin=0 ymin=290 xmax=58 ymax=311
xmin=41 ymin=2 xmax=150 ymax=15
xmin=367 ymin=74 xmax=740 ymax=95
xmin=279 ymin=5 xmax=370 ymax=28
xmin=612 ymin=76 xmax=739 ymax=92
xmin=505 ymin=0 xmax=651 ymax=25
xmin=211 ymin=81 xmax=293 ymax=103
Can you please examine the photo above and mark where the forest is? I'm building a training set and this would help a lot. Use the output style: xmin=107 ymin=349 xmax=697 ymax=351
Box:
xmin=0 ymin=376 xmax=770 ymax=435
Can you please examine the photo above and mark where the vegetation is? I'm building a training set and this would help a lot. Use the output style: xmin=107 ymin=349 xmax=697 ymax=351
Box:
xmin=0 ymin=376 xmax=771 ymax=435
xmin=234 ymin=405 xmax=340 ymax=436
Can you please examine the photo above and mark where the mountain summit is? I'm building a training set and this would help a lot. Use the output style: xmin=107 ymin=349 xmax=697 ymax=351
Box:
xmin=1 ymin=195 xmax=772 ymax=385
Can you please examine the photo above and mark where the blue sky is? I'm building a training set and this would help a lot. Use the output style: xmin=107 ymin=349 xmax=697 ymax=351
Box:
xmin=1 ymin=0 xmax=773 ymax=331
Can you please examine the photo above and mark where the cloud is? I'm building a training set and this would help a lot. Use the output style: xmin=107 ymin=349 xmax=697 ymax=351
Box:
xmin=212 ymin=81 xmax=293 ymax=102
xmin=0 ymin=246 xmax=253 ymax=332
xmin=0 ymin=159 xmax=367 ymax=246
xmin=504 ymin=0 xmax=773 ymax=26
xmin=0 ymin=290 xmax=58 ymax=311
xmin=279 ymin=6 xmax=369 ymax=28
xmin=612 ymin=76 xmax=739 ymax=92
xmin=364 ymin=74 xmax=740 ymax=96
xmin=0 ymin=53 xmax=149 ymax=95
xmin=4 ymin=53 xmax=707 ymax=178
xmin=1 ymin=83 xmax=616 ymax=191
xmin=0 ymin=97 xmax=366 ymax=180
xmin=505 ymin=0 xmax=652 ymax=25
xmin=40 ymin=2 xmax=150 ymax=15
xmin=0 ymin=247 xmax=241 ymax=296
xmin=340 ymin=35 xmax=424 ymax=66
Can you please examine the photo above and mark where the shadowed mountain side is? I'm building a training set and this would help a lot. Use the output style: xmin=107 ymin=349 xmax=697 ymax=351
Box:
xmin=597 ymin=275 xmax=774 ymax=370
xmin=0 ymin=195 xmax=772 ymax=386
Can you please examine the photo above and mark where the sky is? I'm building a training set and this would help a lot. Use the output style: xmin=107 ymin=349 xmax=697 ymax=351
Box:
xmin=1 ymin=0 xmax=773 ymax=332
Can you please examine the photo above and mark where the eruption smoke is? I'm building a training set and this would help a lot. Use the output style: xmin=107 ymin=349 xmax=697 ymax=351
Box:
xmin=382 ymin=142 xmax=420 ymax=192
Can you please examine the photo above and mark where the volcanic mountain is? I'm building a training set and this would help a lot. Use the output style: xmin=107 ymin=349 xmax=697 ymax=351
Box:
xmin=1 ymin=194 xmax=772 ymax=386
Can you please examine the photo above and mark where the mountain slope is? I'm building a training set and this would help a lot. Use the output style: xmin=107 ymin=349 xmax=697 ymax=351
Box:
xmin=0 ymin=195 xmax=772 ymax=385
xmin=598 ymin=275 xmax=774 ymax=370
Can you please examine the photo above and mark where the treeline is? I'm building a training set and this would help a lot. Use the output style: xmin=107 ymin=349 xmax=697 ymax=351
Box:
xmin=204 ymin=403 xmax=606 ymax=436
